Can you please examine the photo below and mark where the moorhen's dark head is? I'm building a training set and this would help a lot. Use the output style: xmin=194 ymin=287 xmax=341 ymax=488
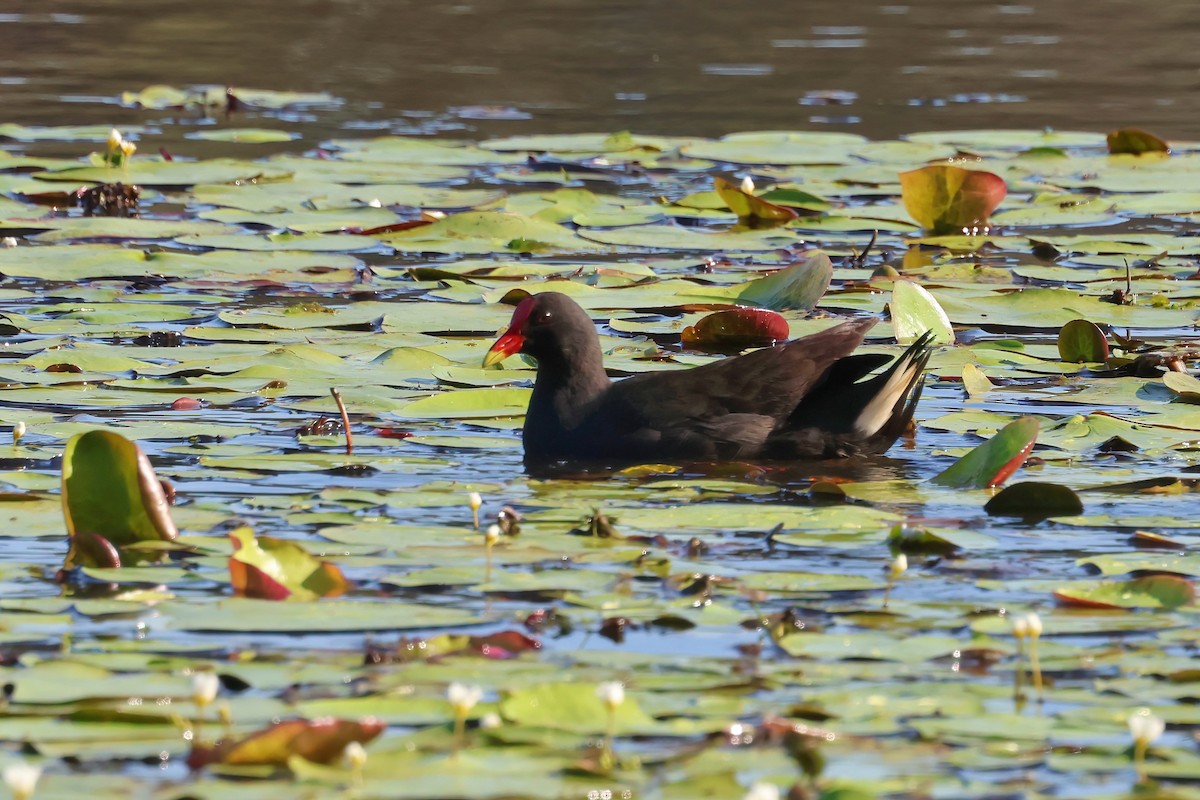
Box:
xmin=483 ymin=292 xmax=600 ymax=370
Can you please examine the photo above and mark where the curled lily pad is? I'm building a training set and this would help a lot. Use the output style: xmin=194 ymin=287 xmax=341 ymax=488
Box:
xmin=899 ymin=165 xmax=1007 ymax=235
xmin=1106 ymin=128 xmax=1170 ymax=155
xmin=187 ymin=717 xmax=383 ymax=769
xmin=890 ymin=280 xmax=954 ymax=344
xmin=984 ymin=482 xmax=1083 ymax=520
xmin=681 ymin=307 xmax=789 ymax=350
xmin=1053 ymin=575 xmax=1195 ymax=609
xmin=1057 ymin=319 xmax=1109 ymax=362
xmin=228 ymin=526 xmax=351 ymax=601
xmin=713 ymin=177 xmax=798 ymax=225
xmin=61 ymin=430 xmax=177 ymax=568
xmin=1163 ymin=371 xmax=1200 ymax=403
xmin=931 ymin=417 xmax=1038 ymax=489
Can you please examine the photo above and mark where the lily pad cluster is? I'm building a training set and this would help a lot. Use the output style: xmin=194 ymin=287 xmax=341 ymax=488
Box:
xmin=0 ymin=116 xmax=1195 ymax=799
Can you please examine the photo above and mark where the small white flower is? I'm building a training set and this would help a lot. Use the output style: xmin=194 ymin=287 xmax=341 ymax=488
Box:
xmin=192 ymin=671 xmax=219 ymax=708
xmin=740 ymin=175 xmax=755 ymax=194
xmin=889 ymin=553 xmax=908 ymax=578
xmin=479 ymin=711 xmax=502 ymax=729
xmin=1024 ymin=612 xmax=1043 ymax=638
xmin=342 ymin=740 xmax=368 ymax=769
xmin=596 ymin=680 xmax=625 ymax=710
xmin=1011 ymin=614 xmax=1029 ymax=639
xmin=467 ymin=492 xmax=482 ymax=511
xmin=3 ymin=762 xmax=41 ymax=800
xmin=447 ymin=682 xmax=483 ymax=713
xmin=12 ymin=421 xmax=25 ymax=445
xmin=743 ymin=782 xmax=780 ymax=800
xmin=119 ymin=138 xmax=137 ymax=158
xmin=1 ymin=237 xmax=16 ymax=248
xmin=107 ymin=128 xmax=124 ymax=151
xmin=1128 ymin=708 xmax=1165 ymax=745
xmin=367 ymin=198 xmax=382 ymax=208
xmin=484 ymin=524 xmax=501 ymax=545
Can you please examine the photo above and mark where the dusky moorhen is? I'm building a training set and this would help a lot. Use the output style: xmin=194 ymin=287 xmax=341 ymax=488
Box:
xmin=483 ymin=292 xmax=934 ymax=470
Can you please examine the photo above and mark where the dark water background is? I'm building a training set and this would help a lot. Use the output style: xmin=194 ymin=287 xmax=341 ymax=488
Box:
xmin=2 ymin=0 xmax=1197 ymax=142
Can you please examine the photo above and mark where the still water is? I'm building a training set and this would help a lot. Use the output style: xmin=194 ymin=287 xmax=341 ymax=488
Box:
xmin=1 ymin=0 xmax=1197 ymax=142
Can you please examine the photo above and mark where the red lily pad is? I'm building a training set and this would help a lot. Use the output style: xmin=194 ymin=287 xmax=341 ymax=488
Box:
xmin=1106 ymin=128 xmax=1170 ymax=155
xmin=1053 ymin=575 xmax=1195 ymax=610
xmin=899 ymin=165 xmax=1007 ymax=235
xmin=713 ymin=177 xmax=799 ymax=225
xmin=187 ymin=717 xmax=384 ymax=769
xmin=228 ymin=526 xmax=351 ymax=601
xmin=931 ymin=417 xmax=1038 ymax=489
xmin=1057 ymin=319 xmax=1109 ymax=363
xmin=681 ymin=307 xmax=790 ymax=351
xmin=61 ymin=430 xmax=178 ymax=568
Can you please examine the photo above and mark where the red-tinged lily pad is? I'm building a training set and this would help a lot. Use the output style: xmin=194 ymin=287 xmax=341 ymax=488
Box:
xmin=1057 ymin=319 xmax=1109 ymax=363
xmin=713 ymin=177 xmax=799 ymax=226
xmin=899 ymin=165 xmax=1007 ymax=235
xmin=228 ymin=526 xmax=351 ymax=601
xmin=187 ymin=717 xmax=384 ymax=769
xmin=1106 ymin=128 xmax=1170 ymax=155
xmin=61 ymin=430 xmax=177 ymax=568
xmin=983 ymin=482 xmax=1083 ymax=520
xmin=931 ymin=417 xmax=1038 ymax=489
xmin=681 ymin=307 xmax=790 ymax=351
xmin=1053 ymin=575 xmax=1195 ymax=610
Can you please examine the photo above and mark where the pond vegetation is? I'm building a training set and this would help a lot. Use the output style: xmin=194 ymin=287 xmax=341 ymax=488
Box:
xmin=0 ymin=86 xmax=1196 ymax=799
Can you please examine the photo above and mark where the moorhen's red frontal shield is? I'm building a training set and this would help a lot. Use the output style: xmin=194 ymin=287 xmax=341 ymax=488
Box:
xmin=483 ymin=292 xmax=935 ymax=472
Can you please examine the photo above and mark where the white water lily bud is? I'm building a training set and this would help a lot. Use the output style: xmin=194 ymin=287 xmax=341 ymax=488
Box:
xmin=367 ymin=198 xmax=382 ymax=208
xmin=107 ymin=128 xmax=124 ymax=151
xmin=1128 ymin=708 xmax=1165 ymax=745
xmin=1011 ymin=614 xmax=1029 ymax=639
xmin=120 ymin=138 xmax=137 ymax=159
xmin=479 ymin=711 xmax=502 ymax=729
xmin=743 ymin=782 xmax=780 ymax=800
xmin=12 ymin=421 xmax=25 ymax=445
xmin=468 ymin=492 xmax=482 ymax=511
xmin=1024 ymin=612 xmax=1043 ymax=639
xmin=740 ymin=175 xmax=755 ymax=194
xmin=1 ymin=237 xmax=16 ymax=248
xmin=447 ymin=681 xmax=483 ymax=713
xmin=596 ymin=680 xmax=625 ymax=710
xmin=3 ymin=762 xmax=41 ymax=800
xmin=192 ymin=671 xmax=220 ymax=708
xmin=343 ymin=740 xmax=368 ymax=769
xmin=889 ymin=553 xmax=908 ymax=578
xmin=484 ymin=524 xmax=501 ymax=545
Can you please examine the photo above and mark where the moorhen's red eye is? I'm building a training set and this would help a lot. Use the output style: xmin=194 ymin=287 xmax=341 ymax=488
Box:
xmin=530 ymin=310 xmax=553 ymax=326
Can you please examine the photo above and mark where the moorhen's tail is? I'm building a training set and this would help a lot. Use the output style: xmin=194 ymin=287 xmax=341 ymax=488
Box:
xmin=766 ymin=330 xmax=936 ymax=459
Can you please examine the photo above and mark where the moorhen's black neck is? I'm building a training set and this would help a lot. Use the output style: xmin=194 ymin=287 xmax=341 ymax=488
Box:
xmin=528 ymin=325 xmax=610 ymax=430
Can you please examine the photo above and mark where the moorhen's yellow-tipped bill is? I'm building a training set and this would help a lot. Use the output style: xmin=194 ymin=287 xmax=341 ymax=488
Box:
xmin=482 ymin=296 xmax=536 ymax=368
